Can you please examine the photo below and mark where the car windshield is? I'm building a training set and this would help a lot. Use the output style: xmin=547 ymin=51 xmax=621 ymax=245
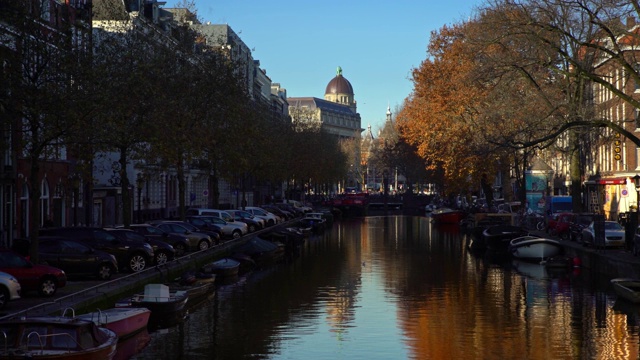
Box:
xmin=605 ymin=222 xmax=623 ymax=230
xmin=144 ymin=226 xmax=164 ymax=235
xmin=179 ymin=222 xmax=198 ymax=231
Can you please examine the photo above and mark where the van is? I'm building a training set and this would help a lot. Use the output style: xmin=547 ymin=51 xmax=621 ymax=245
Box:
xmin=545 ymin=196 xmax=572 ymax=216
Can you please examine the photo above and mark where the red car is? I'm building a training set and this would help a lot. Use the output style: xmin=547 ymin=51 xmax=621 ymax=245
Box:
xmin=547 ymin=212 xmax=574 ymax=240
xmin=0 ymin=248 xmax=67 ymax=297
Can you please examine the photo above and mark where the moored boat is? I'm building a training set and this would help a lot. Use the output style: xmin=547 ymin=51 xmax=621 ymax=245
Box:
xmin=76 ymin=307 xmax=151 ymax=340
xmin=202 ymin=258 xmax=241 ymax=278
xmin=0 ymin=315 xmax=118 ymax=359
xmin=611 ymin=278 xmax=640 ymax=303
xmin=482 ymin=224 xmax=529 ymax=252
xmin=430 ymin=208 xmax=467 ymax=224
xmin=115 ymin=284 xmax=188 ymax=330
xmin=509 ymin=236 xmax=564 ymax=261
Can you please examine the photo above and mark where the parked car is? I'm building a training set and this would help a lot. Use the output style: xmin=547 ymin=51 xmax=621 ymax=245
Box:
xmin=547 ymin=212 xmax=574 ymax=239
xmin=106 ymin=228 xmax=175 ymax=265
xmin=273 ymin=202 xmax=305 ymax=217
xmin=38 ymin=237 xmax=118 ymax=280
xmin=39 ymin=227 xmax=154 ymax=273
xmin=185 ymin=208 xmax=250 ymax=230
xmin=0 ymin=271 xmax=21 ymax=309
xmin=242 ymin=206 xmax=281 ymax=226
xmin=227 ymin=210 xmax=265 ymax=232
xmin=186 ymin=215 xmax=247 ymax=240
xmin=262 ymin=205 xmax=294 ymax=221
xmin=280 ymin=200 xmax=313 ymax=214
xmin=569 ymin=213 xmax=598 ymax=242
xmin=148 ymin=221 xmax=215 ymax=250
xmin=0 ymin=248 xmax=66 ymax=297
xmin=127 ymin=224 xmax=191 ymax=257
xmin=581 ymin=221 xmax=625 ymax=248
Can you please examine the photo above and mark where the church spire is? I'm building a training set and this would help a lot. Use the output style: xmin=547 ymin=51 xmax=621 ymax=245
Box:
xmin=386 ymin=104 xmax=392 ymax=122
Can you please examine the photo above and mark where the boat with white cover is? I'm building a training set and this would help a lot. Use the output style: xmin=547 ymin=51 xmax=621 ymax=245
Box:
xmin=508 ymin=235 xmax=564 ymax=261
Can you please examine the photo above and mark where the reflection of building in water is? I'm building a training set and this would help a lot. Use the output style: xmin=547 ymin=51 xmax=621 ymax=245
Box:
xmin=323 ymin=218 xmax=375 ymax=336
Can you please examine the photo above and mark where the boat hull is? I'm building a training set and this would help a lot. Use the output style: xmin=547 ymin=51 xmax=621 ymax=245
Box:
xmin=483 ymin=225 xmax=529 ymax=252
xmin=611 ymin=278 xmax=640 ymax=303
xmin=204 ymin=258 xmax=241 ymax=277
xmin=77 ymin=307 xmax=151 ymax=339
xmin=509 ymin=237 xmax=563 ymax=260
xmin=431 ymin=210 xmax=466 ymax=224
xmin=0 ymin=317 xmax=118 ymax=360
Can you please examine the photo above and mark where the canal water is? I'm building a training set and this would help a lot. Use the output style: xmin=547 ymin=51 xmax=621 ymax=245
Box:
xmin=130 ymin=215 xmax=640 ymax=359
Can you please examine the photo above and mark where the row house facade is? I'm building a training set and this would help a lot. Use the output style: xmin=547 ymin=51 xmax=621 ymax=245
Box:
xmin=584 ymin=17 xmax=640 ymax=220
xmin=1 ymin=0 xmax=290 ymax=247
xmin=1 ymin=0 xmax=92 ymax=247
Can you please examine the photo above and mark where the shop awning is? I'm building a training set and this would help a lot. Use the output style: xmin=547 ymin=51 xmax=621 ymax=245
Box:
xmin=597 ymin=178 xmax=628 ymax=185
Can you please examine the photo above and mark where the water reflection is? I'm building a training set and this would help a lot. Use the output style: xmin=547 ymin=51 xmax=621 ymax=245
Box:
xmin=130 ymin=216 xmax=640 ymax=359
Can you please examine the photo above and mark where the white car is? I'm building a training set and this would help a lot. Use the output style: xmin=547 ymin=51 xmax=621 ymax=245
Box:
xmin=581 ymin=221 xmax=625 ymax=248
xmin=0 ymin=271 xmax=21 ymax=309
xmin=243 ymin=206 xmax=281 ymax=226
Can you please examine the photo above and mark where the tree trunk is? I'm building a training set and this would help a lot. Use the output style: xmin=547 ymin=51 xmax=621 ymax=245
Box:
xmin=28 ymin=155 xmax=41 ymax=263
xmin=119 ymin=146 xmax=131 ymax=227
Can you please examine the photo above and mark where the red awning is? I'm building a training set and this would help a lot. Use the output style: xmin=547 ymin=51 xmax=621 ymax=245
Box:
xmin=598 ymin=178 xmax=627 ymax=185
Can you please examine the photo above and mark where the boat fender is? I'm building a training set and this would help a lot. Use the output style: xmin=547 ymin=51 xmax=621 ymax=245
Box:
xmin=572 ymin=257 xmax=581 ymax=268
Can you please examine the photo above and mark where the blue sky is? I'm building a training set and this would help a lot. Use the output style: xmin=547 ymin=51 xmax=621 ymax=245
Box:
xmin=165 ymin=1 xmax=485 ymax=132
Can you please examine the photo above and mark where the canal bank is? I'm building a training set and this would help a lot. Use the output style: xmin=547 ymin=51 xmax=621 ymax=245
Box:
xmin=0 ymin=224 xmax=293 ymax=320
xmin=537 ymin=229 xmax=640 ymax=279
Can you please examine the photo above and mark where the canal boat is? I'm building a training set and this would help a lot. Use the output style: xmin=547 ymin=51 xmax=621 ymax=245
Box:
xmin=76 ymin=307 xmax=151 ymax=340
xmin=482 ymin=224 xmax=529 ymax=252
xmin=430 ymin=208 xmax=467 ymax=224
xmin=202 ymin=258 xmax=241 ymax=278
xmin=611 ymin=278 xmax=640 ymax=303
xmin=115 ymin=284 xmax=188 ymax=329
xmin=0 ymin=315 xmax=118 ymax=360
xmin=508 ymin=235 xmax=564 ymax=261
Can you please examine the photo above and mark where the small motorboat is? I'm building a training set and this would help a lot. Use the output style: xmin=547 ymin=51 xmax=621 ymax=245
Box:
xmin=509 ymin=235 xmax=564 ymax=261
xmin=116 ymin=284 xmax=188 ymax=330
xmin=76 ymin=307 xmax=151 ymax=340
xmin=202 ymin=258 xmax=241 ymax=278
xmin=430 ymin=208 xmax=467 ymax=224
xmin=482 ymin=224 xmax=529 ymax=252
xmin=611 ymin=278 xmax=640 ymax=303
xmin=0 ymin=315 xmax=118 ymax=359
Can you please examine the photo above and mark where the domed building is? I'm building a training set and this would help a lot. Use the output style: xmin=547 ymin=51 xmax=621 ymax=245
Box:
xmin=287 ymin=66 xmax=363 ymax=139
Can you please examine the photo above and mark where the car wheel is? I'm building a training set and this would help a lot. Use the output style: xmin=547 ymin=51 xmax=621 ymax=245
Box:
xmin=174 ymin=243 xmax=186 ymax=257
xmin=232 ymin=230 xmax=242 ymax=239
xmin=155 ymin=251 xmax=169 ymax=265
xmin=0 ymin=286 xmax=8 ymax=309
xmin=248 ymin=224 xmax=257 ymax=232
xmin=128 ymin=254 xmax=147 ymax=272
xmin=97 ymin=264 xmax=114 ymax=280
xmin=198 ymin=240 xmax=209 ymax=251
xmin=39 ymin=277 xmax=57 ymax=297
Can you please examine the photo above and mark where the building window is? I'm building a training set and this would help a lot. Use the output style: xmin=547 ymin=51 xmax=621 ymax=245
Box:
xmin=635 ymin=63 xmax=640 ymax=92
xmin=40 ymin=179 xmax=50 ymax=226
xmin=636 ymin=108 xmax=640 ymax=130
xmin=40 ymin=0 xmax=50 ymax=21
